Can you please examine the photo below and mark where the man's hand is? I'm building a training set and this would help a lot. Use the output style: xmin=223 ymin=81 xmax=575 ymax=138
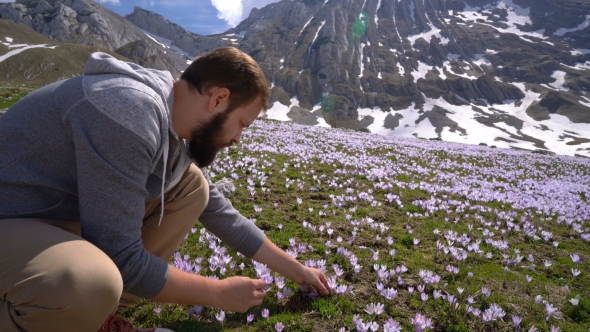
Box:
xmin=252 ymin=238 xmax=332 ymax=297
xmin=216 ymin=276 xmax=267 ymax=312
xmin=296 ymin=266 xmax=331 ymax=296
xmin=152 ymin=266 xmax=267 ymax=311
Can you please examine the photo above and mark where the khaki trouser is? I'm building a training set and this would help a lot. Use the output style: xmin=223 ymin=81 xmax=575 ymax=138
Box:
xmin=0 ymin=164 xmax=209 ymax=332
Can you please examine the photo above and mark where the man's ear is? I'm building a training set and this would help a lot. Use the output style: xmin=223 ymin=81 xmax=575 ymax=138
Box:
xmin=208 ymin=87 xmax=230 ymax=112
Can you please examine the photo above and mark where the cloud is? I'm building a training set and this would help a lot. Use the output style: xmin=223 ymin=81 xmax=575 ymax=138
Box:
xmin=210 ymin=0 xmax=280 ymax=27
xmin=136 ymin=0 xmax=156 ymax=7
xmin=210 ymin=0 xmax=243 ymax=27
xmin=95 ymin=0 xmax=121 ymax=5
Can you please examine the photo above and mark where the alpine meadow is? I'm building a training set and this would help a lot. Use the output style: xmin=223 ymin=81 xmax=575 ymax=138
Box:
xmin=1 ymin=0 xmax=590 ymax=331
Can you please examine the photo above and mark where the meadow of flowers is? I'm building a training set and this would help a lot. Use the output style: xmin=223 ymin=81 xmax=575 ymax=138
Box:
xmin=125 ymin=120 xmax=590 ymax=332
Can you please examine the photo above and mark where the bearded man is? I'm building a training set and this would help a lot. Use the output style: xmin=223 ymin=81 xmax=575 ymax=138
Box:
xmin=0 ymin=47 xmax=330 ymax=332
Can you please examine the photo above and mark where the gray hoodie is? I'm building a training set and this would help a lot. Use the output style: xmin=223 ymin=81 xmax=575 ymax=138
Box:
xmin=0 ymin=52 xmax=266 ymax=298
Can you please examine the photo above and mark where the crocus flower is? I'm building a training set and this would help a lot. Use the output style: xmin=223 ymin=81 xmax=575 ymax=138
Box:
xmin=570 ymin=253 xmax=580 ymax=263
xmin=188 ymin=305 xmax=203 ymax=318
xmin=364 ymin=302 xmax=385 ymax=315
xmin=545 ymin=303 xmax=562 ymax=321
xmin=275 ymin=322 xmax=284 ymax=332
xmin=215 ymin=310 xmax=225 ymax=327
xmin=246 ymin=313 xmax=255 ymax=323
xmin=154 ymin=306 xmax=162 ymax=315
xmin=512 ymin=315 xmax=522 ymax=328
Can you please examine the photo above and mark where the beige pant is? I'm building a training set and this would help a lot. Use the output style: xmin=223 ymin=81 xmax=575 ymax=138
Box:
xmin=0 ymin=165 xmax=209 ymax=332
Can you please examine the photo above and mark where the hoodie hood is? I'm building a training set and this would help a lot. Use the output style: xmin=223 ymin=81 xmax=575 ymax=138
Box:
xmin=83 ymin=52 xmax=179 ymax=226
xmin=84 ymin=52 xmax=175 ymax=118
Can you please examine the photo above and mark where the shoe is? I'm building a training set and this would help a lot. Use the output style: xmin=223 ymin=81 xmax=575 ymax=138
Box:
xmin=98 ymin=315 xmax=174 ymax=332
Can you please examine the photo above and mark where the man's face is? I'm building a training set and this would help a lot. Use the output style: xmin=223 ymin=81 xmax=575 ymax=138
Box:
xmin=188 ymin=96 xmax=263 ymax=168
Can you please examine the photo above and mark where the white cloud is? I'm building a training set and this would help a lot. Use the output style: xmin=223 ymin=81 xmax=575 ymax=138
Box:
xmin=96 ymin=0 xmax=121 ymax=5
xmin=210 ymin=0 xmax=280 ymax=27
xmin=211 ymin=0 xmax=243 ymax=27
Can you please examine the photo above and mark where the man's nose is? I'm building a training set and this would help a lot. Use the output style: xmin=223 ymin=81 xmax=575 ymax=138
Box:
xmin=232 ymin=131 xmax=242 ymax=144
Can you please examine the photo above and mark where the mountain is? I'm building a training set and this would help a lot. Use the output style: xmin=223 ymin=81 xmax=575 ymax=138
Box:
xmin=224 ymin=0 xmax=590 ymax=154
xmin=0 ymin=0 xmax=184 ymax=78
xmin=1 ymin=0 xmax=589 ymax=157
xmin=0 ymin=18 xmax=128 ymax=86
xmin=125 ymin=7 xmax=233 ymax=59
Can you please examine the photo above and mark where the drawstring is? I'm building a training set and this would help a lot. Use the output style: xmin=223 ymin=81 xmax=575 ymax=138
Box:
xmin=158 ymin=143 xmax=169 ymax=227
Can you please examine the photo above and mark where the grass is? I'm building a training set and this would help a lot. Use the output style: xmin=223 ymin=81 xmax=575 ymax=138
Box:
xmin=1 ymin=84 xmax=587 ymax=331
xmin=0 ymin=83 xmax=36 ymax=110
xmin=115 ymin=120 xmax=590 ymax=332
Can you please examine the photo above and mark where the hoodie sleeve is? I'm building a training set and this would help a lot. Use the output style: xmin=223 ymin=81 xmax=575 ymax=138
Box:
xmin=198 ymin=172 xmax=266 ymax=258
xmin=66 ymin=91 xmax=169 ymax=299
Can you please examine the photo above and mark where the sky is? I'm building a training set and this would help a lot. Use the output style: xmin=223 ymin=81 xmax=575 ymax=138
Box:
xmin=95 ymin=0 xmax=282 ymax=35
xmin=0 ymin=0 xmax=280 ymax=35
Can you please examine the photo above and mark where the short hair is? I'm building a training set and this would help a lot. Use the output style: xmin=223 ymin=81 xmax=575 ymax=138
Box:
xmin=181 ymin=47 xmax=270 ymax=113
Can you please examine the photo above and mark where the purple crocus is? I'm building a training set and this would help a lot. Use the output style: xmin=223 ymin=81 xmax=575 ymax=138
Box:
xmin=274 ymin=322 xmax=284 ymax=332
xmin=246 ymin=313 xmax=254 ymax=324
xmin=512 ymin=315 xmax=522 ymax=330
xmin=262 ymin=308 xmax=270 ymax=319
xmin=188 ymin=305 xmax=203 ymax=318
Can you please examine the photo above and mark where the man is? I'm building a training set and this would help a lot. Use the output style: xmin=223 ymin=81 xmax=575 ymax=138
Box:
xmin=0 ymin=47 xmax=330 ymax=332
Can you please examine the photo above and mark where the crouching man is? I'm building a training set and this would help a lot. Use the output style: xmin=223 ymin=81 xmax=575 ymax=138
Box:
xmin=0 ymin=47 xmax=330 ymax=332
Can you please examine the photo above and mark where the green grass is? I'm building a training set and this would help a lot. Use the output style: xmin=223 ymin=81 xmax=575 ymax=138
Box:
xmin=0 ymin=83 xmax=36 ymax=110
xmin=116 ymin=121 xmax=590 ymax=332
xmin=4 ymin=75 xmax=586 ymax=331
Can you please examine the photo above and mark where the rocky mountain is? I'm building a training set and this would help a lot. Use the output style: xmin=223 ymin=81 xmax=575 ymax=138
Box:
xmin=125 ymin=7 xmax=233 ymax=59
xmin=0 ymin=18 xmax=130 ymax=86
xmin=1 ymin=0 xmax=589 ymax=157
xmin=220 ymin=0 xmax=589 ymax=157
xmin=0 ymin=0 xmax=183 ymax=78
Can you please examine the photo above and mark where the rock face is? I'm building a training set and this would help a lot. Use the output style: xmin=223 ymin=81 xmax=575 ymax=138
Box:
xmin=0 ymin=0 xmax=184 ymax=77
xmin=193 ymin=0 xmax=588 ymax=155
xmin=218 ymin=0 xmax=589 ymax=125
xmin=0 ymin=0 xmax=145 ymax=50
xmin=287 ymin=105 xmax=319 ymax=125
xmin=114 ymin=40 xmax=182 ymax=78
xmin=125 ymin=7 xmax=232 ymax=59
xmin=1 ymin=0 xmax=589 ymax=155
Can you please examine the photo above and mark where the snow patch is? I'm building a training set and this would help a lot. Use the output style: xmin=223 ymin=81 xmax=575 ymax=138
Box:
xmin=0 ymin=44 xmax=57 ymax=63
xmin=472 ymin=54 xmax=491 ymax=66
xmin=542 ymin=71 xmax=569 ymax=91
xmin=571 ymin=49 xmax=590 ymax=55
xmin=461 ymin=0 xmax=546 ymax=40
xmin=412 ymin=61 xmax=432 ymax=83
xmin=359 ymin=43 xmax=366 ymax=78
xmin=555 ymin=15 xmax=590 ymax=36
xmin=396 ymin=60 xmax=405 ymax=76
xmin=375 ymin=0 xmax=382 ymax=28
xmin=142 ymin=30 xmax=192 ymax=60
xmin=309 ymin=20 xmax=326 ymax=51
xmin=266 ymin=98 xmax=300 ymax=122
xmin=297 ymin=17 xmax=314 ymax=40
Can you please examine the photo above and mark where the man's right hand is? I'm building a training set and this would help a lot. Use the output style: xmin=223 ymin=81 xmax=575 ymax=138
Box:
xmin=215 ymin=276 xmax=267 ymax=312
xmin=152 ymin=266 xmax=267 ymax=312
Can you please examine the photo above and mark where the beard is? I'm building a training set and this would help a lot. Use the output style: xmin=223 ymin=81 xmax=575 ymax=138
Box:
xmin=188 ymin=110 xmax=230 ymax=168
